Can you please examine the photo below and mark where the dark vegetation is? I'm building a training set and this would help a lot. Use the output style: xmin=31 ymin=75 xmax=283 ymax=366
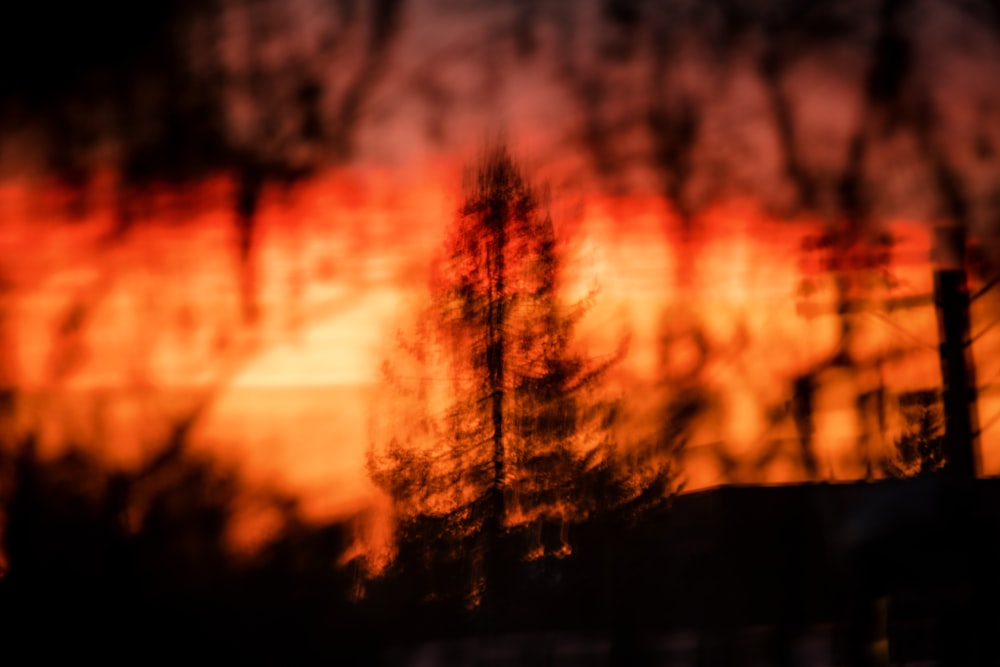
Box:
xmin=2 ymin=432 xmax=1000 ymax=665
xmin=0 ymin=435 xmax=376 ymax=664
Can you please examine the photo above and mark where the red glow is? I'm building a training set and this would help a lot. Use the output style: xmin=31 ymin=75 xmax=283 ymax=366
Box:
xmin=0 ymin=159 xmax=996 ymax=559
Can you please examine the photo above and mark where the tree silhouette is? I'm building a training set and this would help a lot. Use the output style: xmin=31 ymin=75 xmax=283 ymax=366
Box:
xmin=368 ymin=145 xmax=668 ymax=606
xmin=0 ymin=427 xmax=378 ymax=664
xmin=882 ymin=389 xmax=946 ymax=477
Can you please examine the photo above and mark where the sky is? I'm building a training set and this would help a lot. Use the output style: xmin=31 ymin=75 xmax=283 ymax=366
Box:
xmin=3 ymin=0 xmax=1000 ymax=530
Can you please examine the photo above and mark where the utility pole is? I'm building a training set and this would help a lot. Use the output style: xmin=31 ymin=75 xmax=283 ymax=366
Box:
xmin=932 ymin=227 xmax=987 ymax=667
xmin=933 ymin=223 xmax=980 ymax=481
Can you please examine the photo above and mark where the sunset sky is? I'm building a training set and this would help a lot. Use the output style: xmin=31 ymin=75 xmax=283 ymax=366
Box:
xmin=3 ymin=0 xmax=1000 ymax=533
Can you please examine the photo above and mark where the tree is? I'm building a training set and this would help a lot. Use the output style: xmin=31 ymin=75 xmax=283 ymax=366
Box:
xmin=882 ymin=389 xmax=946 ymax=478
xmin=368 ymin=145 xmax=668 ymax=606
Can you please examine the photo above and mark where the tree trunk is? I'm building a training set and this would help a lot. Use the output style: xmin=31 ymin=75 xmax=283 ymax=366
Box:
xmin=487 ymin=209 xmax=507 ymax=533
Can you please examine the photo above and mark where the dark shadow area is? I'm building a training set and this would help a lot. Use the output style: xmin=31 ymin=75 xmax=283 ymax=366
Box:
xmin=0 ymin=435 xmax=378 ymax=664
xmin=4 ymin=429 xmax=1000 ymax=665
xmin=366 ymin=476 xmax=1000 ymax=667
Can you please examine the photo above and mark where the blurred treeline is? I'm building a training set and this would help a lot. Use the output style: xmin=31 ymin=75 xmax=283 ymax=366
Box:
xmin=0 ymin=432 xmax=374 ymax=663
xmin=0 ymin=428 xmax=686 ymax=663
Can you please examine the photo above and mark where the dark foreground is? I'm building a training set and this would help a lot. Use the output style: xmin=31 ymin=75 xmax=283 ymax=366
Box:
xmin=1 ymin=442 xmax=998 ymax=665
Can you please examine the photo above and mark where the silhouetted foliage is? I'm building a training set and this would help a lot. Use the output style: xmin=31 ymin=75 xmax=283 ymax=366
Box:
xmin=369 ymin=145 xmax=673 ymax=607
xmin=0 ymin=434 xmax=373 ymax=664
xmin=883 ymin=389 xmax=946 ymax=477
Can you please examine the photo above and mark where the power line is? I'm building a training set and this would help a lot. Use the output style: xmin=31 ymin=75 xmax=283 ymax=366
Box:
xmin=864 ymin=310 xmax=935 ymax=350
xmin=976 ymin=365 xmax=1000 ymax=394
xmin=971 ymin=274 xmax=1000 ymax=302
xmin=969 ymin=315 xmax=1000 ymax=346
xmin=976 ymin=409 xmax=1000 ymax=437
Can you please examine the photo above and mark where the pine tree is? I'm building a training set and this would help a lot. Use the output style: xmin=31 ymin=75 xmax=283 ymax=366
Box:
xmin=367 ymin=145 xmax=665 ymax=606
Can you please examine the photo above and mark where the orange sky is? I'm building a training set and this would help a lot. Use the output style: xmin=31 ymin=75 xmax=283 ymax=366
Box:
xmin=2 ymin=159 xmax=997 ymax=533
